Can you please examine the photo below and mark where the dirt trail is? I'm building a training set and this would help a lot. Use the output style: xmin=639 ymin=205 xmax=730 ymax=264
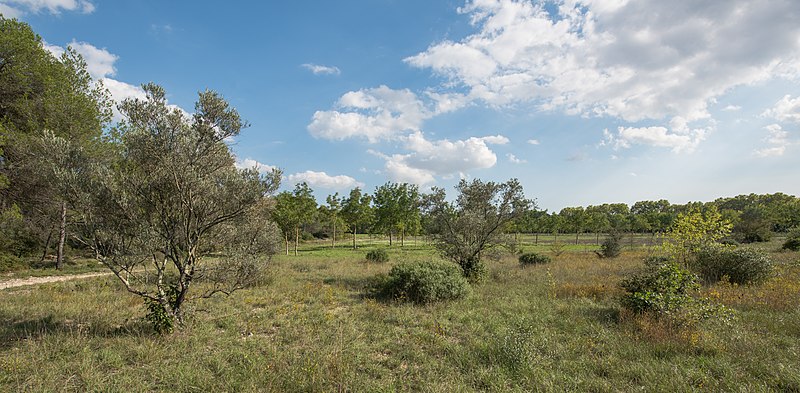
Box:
xmin=0 ymin=272 xmax=112 ymax=291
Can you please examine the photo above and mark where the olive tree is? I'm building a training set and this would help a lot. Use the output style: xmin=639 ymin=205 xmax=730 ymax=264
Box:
xmin=425 ymin=178 xmax=532 ymax=281
xmin=65 ymin=83 xmax=281 ymax=330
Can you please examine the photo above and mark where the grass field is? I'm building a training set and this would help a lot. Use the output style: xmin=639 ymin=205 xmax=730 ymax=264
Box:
xmin=1 ymin=236 xmax=798 ymax=392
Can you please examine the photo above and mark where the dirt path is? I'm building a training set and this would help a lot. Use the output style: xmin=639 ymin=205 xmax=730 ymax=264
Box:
xmin=0 ymin=272 xmax=113 ymax=291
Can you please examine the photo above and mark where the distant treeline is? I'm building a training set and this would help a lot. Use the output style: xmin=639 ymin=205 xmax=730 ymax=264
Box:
xmin=512 ymin=193 xmax=800 ymax=243
xmin=286 ymin=183 xmax=799 ymax=249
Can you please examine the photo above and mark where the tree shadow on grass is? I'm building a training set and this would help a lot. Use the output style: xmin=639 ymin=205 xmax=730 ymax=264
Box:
xmin=316 ymin=274 xmax=390 ymax=302
xmin=0 ymin=312 xmax=157 ymax=349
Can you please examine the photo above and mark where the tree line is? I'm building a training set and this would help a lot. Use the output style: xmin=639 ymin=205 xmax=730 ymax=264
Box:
xmin=271 ymin=185 xmax=800 ymax=252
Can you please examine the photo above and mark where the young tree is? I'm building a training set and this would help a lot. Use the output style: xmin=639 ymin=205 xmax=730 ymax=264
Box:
xmin=272 ymin=191 xmax=295 ymax=256
xmin=324 ymin=193 xmax=342 ymax=248
xmin=373 ymin=182 xmax=420 ymax=247
xmin=664 ymin=206 xmax=732 ymax=264
xmin=425 ymin=178 xmax=532 ymax=281
xmin=271 ymin=183 xmax=316 ymax=256
xmin=290 ymin=182 xmax=317 ymax=255
xmin=559 ymin=206 xmax=586 ymax=245
xmin=65 ymin=84 xmax=281 ymax=328
xmin=341 ymin=187 xmax=373 ymax=250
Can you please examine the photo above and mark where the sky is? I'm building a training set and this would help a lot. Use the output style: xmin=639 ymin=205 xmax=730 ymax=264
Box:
xmin=3 ymin=0 xmax=800 ymax=211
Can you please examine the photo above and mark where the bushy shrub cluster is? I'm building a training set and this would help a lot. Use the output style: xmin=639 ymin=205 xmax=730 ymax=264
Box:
xmin=620 ymin=258 xmax=732 ymax=324
xmin=783 ymin=227 xmax=800 ymax=251
xmin=620 ymin=260 xmax=699 ymax=315
xmin=383 ymin=260 xmax=470 ymax=303
xmin=365 ymin=248 xmax=389 ymax=263
xmin=595 ymin=233 xmax=622 ymax=258
xmin=518 ymin=252 xmax=551 ymax=266
xmin=693 ymin=246 xmax=773 ymax=284
xmin=0 ymin=253 xmax=25 ymax=273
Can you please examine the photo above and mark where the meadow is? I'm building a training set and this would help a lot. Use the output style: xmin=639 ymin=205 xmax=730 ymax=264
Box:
xmin=1 ymin=235 xmax=798 ymax=392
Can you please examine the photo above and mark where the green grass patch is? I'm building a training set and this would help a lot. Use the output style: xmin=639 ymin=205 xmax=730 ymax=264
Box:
xmin=1 ymin=243 xmax=799 ymax=391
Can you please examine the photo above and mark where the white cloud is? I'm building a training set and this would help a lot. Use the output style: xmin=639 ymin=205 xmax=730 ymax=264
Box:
xmin=722 ymin=105 xmax=741 ymax=112
xmin=604 ymin=124 xmax=706 ymax=153
xmin=406 ymin=0 xmax=800 ymax=125
xmin=376 ymin=131 xmax=505 ymax=185
xmin=0 ymin=3 xmax=22 ymax=17
xmin=754 ymin=146 xmax=786 ymax=157
xmin=42 ymin=40 xmax=117 ymax=80
xmin=69 ymin=41 xmax=118 ymax=79
xmin=527 ymin=139 xmax=540 ymax=145
xmin=754 ymin=124 xmax=791 ymax=157
xmin=301 ymin=63 xmax=341 ymax=75
xmin=480 ymin=135 xmax=509 ymax=144
xmin=101 ymin=78 xmax=190 ymax=122
xmin=287 ymin=170 xmax=363 ymax=190
xmin=384 ymin=157 xmax=437 ymax=185
xmin=308 ymin=85 xmax=431 ymax=142
xmin=1 ymin=0 xmax=94 ymax=15
xmin=763 ymin=95 xmax=800 ymax=123
xmin=507 ymin=153 xmax=527 ymax=164
xmin=234 ymin=158 xmax=278 ymax=175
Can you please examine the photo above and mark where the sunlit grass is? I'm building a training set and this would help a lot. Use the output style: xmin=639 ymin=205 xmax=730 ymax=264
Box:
xmin=1 ymin=239 xmax=799 ymax=391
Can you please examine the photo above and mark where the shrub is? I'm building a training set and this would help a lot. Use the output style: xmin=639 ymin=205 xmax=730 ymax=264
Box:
xmin=620 ymin=258 xmax=733 ymax=325
xmin=693 ymin=246 xmax=773 ymax=285
xmin=595 ymin=233 xmax=622 ymax=258
xmin=783 ymin=227 xmax=800 ymax=251
xmin=0 ymin=253 xmax=25 ymax=273
xmin=620 ymin=260 xmax=699 ymax=315
xmin=718 ymin=237 xmax=740 ymax=246
xmin=383 ymin=260 xmax=470 ymax=303
xmin=365 ymin=248 xmax=389 ymax=263
xmin=518 ymin=252 xmax=551 ymax=266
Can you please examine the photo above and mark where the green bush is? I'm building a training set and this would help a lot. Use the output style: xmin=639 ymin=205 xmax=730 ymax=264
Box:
xmin=518 ymin=252 xmax=551 ymax=266
xmin=783 ymin=227 xmax=800 ymax=251
xmin=620 ymin=260 xmax=699 ymax=315
xmin=595 ymin=233 xmax=622 ymax=258
xmin=693 ymin=246 xmax=773 ymax=284
xmin=365 ymin=248 xmax=389 ymax=263
xmin=0 ymin=252 xmax=25 ymax=273
xmin=620 ymin=258 xmax=733 ymax=325
xmin=383 ymin=260 xmax=470 ymax=303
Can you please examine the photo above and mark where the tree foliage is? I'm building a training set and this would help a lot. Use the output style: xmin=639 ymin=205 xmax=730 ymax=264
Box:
xmin=65 ymin=84 xmax=280 ymax=327
xmin=341 ymin=187 xmax=373 ymax=250
xmin=0 ymin=17 xmax=112 ymax=268
xmin=662 ymin=206 xmax=732 ymax=264
xmin=373 ymin=182 xmax=420 ymax=246
xmin=425 ymin=178 xmax=532 ymax=281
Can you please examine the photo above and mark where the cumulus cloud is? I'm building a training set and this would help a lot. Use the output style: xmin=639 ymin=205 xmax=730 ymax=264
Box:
xmin=42 ymin=41 xmax=117 ymax=79
xmin=0 ymin=0 xmax=94 ymax=15
xmin=527 ymin=139 xmax=540 ymax=145
xmin=308 ymin=85 xmax=431 ymax=142
xmin=507 ymin=153 xmax=527 ymax=164
xmin=234 ymin=158 xmax=278 ymax=175
xmin=763 ymin=95 xmax=800 ymax=123
xmin=754 ymin=124 xmax=790 ymax=157
xmin=603 ymin=123 xmax=706 ymax=153
xmin=301 ymin=63 xmax=341 ymax=75
xmin=44 ymin=41 xmax=191 ymax=122
xmin=375 ymin=131 xmax=506 ymax=185
xmin=287 ymin=171 xmax=364 ymax=190
xmin=405 ymin=0 xmax=800 ymax=125
xmin=722 ymin=105 xmax=741 ymax=112
xmin=69 ymin=41 xmax=118 ymax=79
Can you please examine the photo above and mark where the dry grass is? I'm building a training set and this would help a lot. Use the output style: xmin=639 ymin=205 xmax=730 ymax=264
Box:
xmin=1 ymin=243 xmax=799 ymax=391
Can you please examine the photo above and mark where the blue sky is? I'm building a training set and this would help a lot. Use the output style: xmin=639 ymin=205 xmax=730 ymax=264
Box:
xmin=3 ymin=0 xmax=800 ymax=211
